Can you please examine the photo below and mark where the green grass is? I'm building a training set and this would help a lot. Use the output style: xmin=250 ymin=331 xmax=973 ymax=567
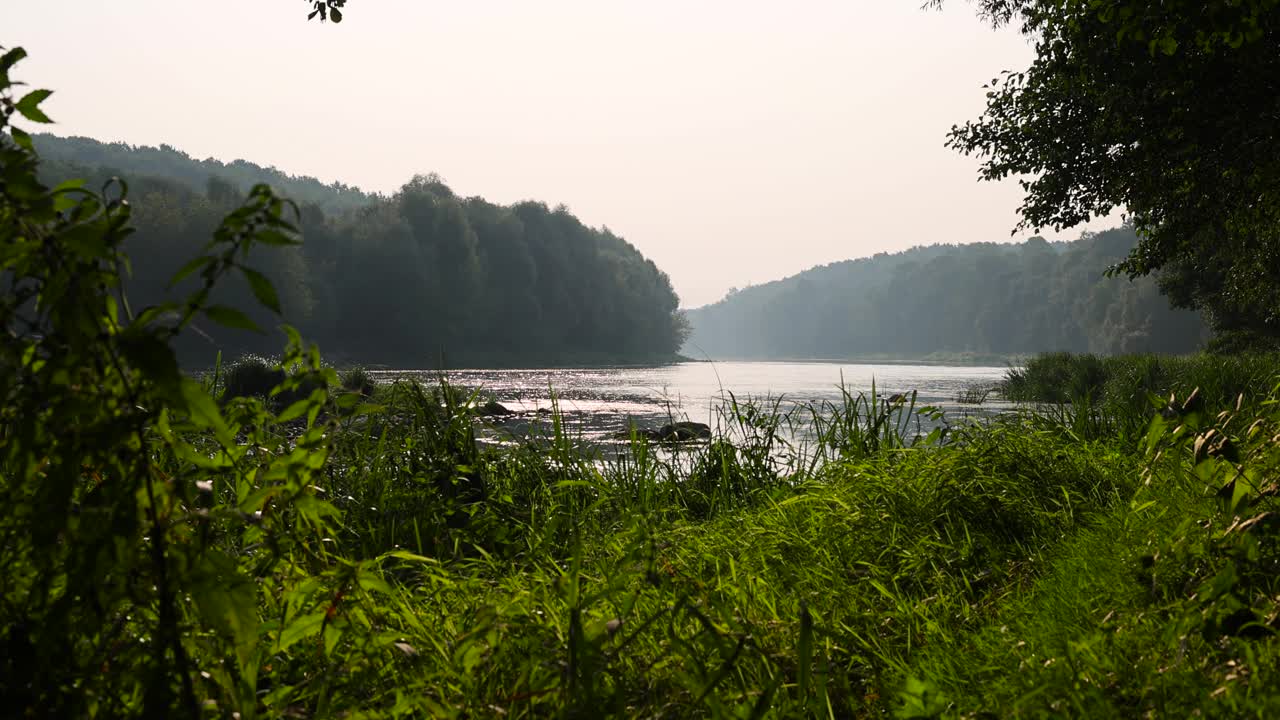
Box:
xmin=259 ymin=356 xmax=1279 ymax=718
xmin=1005 ymin=351 xmax=1278 ymax=409
xmin=212 ymin=362 xmax=1274 ymax=717
xmin=297 ymin=407 xmax=1143 ymax=716
xmin=9 ymin=351 xmax=1280 ymax=717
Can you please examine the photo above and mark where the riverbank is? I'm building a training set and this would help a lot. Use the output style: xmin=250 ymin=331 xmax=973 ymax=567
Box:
xmin=11 ymin=350 xmax=1280 ymax=717
xmin=286 ymin=358 xmax=1280 ymax=715
xmin=310 ymin=351 xmax=699 ymax=372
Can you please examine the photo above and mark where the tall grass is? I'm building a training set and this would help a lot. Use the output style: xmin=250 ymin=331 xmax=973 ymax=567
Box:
xmin=288 ymin=379 xmax=1159 ymax=716
xmin=1004 ymin=351 xmax=1280 ymax=443
xmin=12 ymin=350 xmax=1280 ymax=716
xmin=283 ymin=360 xmax=1280 ymax=717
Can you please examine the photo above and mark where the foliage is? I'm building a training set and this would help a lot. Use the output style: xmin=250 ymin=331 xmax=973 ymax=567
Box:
xmin=34 ymin=136 xmax=689 ymax=367
xmin=902 ymin=374 xmax=1280 ymax=717
xmin=220 ymin=354 xmax=284 ymax=400
xmin=685 ymin=227 xmax=1206 ymax=359
xmin=306 ymin=0 xmax=347 ymax=23
xmin=942 ymin=0 xmax=1280 ymax=346
xmin=0 ymin=47 xmax=365 ymax=716
xmin=1005 ymin=351 xmax=1109 ymax=404
xmin=339 ymin=365 xmax=374 ymax=395
xmin=1005 ymin=351 xmax=1278 ymax=409
xmin=1002 ymin=351 xmax=1280 ymax=450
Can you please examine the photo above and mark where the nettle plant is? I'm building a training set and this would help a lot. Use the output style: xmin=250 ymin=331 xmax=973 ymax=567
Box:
xmin=0 ymin=47 xmax=407 ymax=717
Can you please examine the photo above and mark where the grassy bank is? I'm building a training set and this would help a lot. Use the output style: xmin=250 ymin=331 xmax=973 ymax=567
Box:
xmin=11 ymin=341 xmax=1280 ymax=717
xmin=1003 ymin=351 xmax=1277 ymax=408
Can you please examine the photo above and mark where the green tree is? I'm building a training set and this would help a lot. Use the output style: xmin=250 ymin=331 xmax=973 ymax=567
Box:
xmin=939 ymin=0 xmax=1280 ymax=347
xmin=683 ymin=228 xmax=1206 ymax=359
xmin=34 ymin=134 xmax=689 ymax=367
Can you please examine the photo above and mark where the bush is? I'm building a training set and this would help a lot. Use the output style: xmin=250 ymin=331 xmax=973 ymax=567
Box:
xmin=1003 ymin=352 xmax=1107 ymax=403
xmin=220 ymin=354 xmax=284 ymax=400
xmin=1007 ymin=352 xmax=1279 ymax=411
xmin=340 ymin=366 xmax=375 ymax=396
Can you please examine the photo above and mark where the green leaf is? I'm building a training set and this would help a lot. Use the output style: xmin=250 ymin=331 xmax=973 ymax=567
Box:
xmin=51 ymin=179 xmax=86 ymax=212
xmin=278 ymin=611 xmax=327 ymax=652
xmin=181 ymin=376 xmax=233 ymax=445
xmin=241 ymin=266 xmax=281 ymax=314
xmin=256 ymin=229 xmax=299 ymax=246
xmin=330 ymin=8 xmax=343 ymax=22
xmin=323 ymin=624 xmax=344 ymax=657
xmin=294 ymin=494 xmax=341 ymax=529
xmin=192 ymin=551 xmax=261 ymax=672
xmin=9 ymin=126 xmax=33 ymax=151
xmin=381 ymin=549 xmax=436 ymax=564
xmin=0 ymin=47 xmax=27 ymax=74
xmin=204 ymin=305 xmax=262 ymax=332
xmin=169 ymin=255 xmax=214 ymax=286
xmin=118 ymin=330 xmax=182 ymax=399
xmin=797 ymin=602 xmax=813 ymax=701
xmin=60 ymin=224 xmax=110 ymax=259
xmin=15 ymin=89 xmax=54 ymax=123
xmin=276 ymin=396 xmax=312 ymax=424
xmin=357 ymin=571 xmax=393 ymax=597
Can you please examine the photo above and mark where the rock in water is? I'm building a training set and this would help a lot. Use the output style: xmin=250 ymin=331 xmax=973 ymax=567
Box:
xmin=479 ymin=400 xmax=515 ymax=416
xmin=653 ymin=421 xmax=711 ymax=441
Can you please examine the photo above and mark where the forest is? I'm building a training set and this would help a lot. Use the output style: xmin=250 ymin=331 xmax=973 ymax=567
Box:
xmin=684 ymin=227 xmax=1208 ymax=360
xmin=32 ymin=134 xmax=688 ymax=367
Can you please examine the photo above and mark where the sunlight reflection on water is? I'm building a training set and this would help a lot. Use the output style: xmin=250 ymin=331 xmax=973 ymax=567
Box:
xmin=371 ymin=361 xmax=1013 ymax=445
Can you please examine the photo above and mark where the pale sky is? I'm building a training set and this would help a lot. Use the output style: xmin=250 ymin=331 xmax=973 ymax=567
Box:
xmin=9 ymin=1 xmax=1119 ymax=307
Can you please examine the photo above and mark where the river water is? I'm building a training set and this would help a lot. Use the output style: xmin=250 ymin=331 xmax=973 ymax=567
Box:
xmin=371 ymin=361 xmax=1012 ymax=445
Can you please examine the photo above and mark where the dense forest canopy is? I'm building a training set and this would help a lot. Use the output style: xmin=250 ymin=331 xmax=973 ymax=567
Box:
xmin=684 ymin=227 xmax=1207 ymax=360
xmin=34 ymin=134 xmax=687 ymax=367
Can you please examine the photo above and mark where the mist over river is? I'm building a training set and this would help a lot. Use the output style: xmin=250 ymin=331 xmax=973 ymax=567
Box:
xmin=372 ymin=361 xmax=1013 ymax=445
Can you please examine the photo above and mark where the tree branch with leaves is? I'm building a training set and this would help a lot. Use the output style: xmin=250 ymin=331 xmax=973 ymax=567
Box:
xmin=936 ymin=0 xmax=1280 ymax=347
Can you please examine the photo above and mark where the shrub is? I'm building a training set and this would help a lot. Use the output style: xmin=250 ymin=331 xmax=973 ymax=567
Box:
xmin=220 ymin=354 xmax=284 ymax=400
xmin=340 ymin=366 xmax=375 ymax=396
xmin=1004 ymin=352 xmax=1107 ymax=403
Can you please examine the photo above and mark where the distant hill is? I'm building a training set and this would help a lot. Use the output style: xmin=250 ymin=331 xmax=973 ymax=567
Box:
xmin=684 ymin=228 xmax=1207 ymax=360
xmin=31 ymin=135 xmax=688 ymax=367
xmin=33 ymin=133 xmax=380 ymax=214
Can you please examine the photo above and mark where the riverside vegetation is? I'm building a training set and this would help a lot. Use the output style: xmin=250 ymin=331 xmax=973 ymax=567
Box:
xmin=6 ymin=50 xmax=1280 ymax=720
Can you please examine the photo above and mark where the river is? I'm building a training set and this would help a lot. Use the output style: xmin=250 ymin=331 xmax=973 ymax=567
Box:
xmin=371 ymin=361 xmax=1013 ymax=446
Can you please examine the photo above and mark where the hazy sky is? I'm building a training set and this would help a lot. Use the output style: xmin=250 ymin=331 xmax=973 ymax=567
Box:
xmin=10 ymin=1 xmax=1119 ymax=307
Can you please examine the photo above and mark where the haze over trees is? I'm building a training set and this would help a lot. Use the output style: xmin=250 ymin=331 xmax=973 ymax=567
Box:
xmin=34 ymin=134 xmax=688 ymax=366
xmin=684 ymin=227 xmax=1207 ymax=360
xmin=301 ymin=1 xmax=1280 ymax=351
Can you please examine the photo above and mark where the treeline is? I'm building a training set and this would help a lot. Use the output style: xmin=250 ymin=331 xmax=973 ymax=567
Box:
xmin=34 ymin=134 xmax=688 ymax=367
xmin=684 ymin=227 xmax=1208 ymax=360
xmin=34 ymin=134 xmax=379 ymax=213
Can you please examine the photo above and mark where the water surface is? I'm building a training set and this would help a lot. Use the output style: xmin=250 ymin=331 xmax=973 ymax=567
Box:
xmin=372 ymin=361 xmax=1011 ymax=444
